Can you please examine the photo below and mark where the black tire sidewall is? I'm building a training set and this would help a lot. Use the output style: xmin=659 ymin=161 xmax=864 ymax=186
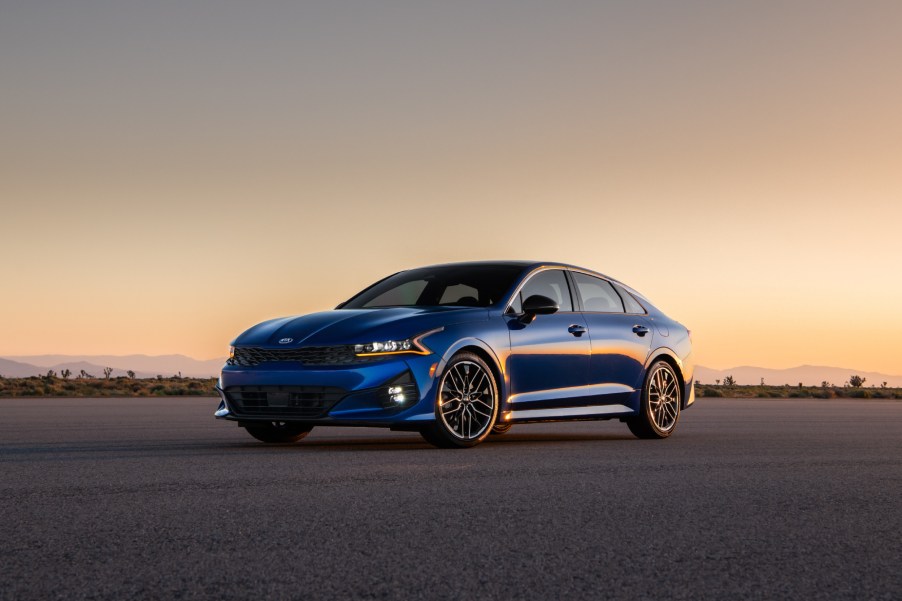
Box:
xmin=490 ymin=422 xmax=512 ymax=435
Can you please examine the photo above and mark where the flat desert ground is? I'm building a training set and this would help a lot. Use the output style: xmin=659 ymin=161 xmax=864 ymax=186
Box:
xmin=1 ymin=397 xmax=900 ymax=600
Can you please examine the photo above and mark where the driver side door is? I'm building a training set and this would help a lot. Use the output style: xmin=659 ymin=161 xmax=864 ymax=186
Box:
xmin=505 ymin=269 xmax=590 ymax=417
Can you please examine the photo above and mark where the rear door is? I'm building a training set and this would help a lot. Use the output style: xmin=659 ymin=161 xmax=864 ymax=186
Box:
xmin=570 ymin=271 xmax=653 ymax=403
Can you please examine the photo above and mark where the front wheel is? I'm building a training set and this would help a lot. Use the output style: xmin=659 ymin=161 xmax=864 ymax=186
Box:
xmin=627 ymin=361 xmax=681 ymax=439
xmin=490 ymin=422 xmax=513 ymax=435
xmin=244 ymin=421 xmax=313 ymax=444
xmin=420 ymin=352 xmax=498 ymax=448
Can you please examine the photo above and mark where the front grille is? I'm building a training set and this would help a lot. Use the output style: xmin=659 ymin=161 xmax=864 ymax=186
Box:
xmin=225 ymin=385 xmax=346 ymax=418
xmin=228 ymin=346 xmax=363 ymax=367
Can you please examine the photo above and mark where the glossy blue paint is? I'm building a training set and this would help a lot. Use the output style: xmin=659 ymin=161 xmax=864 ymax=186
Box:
xmin=506 ymin=311 xmax=590 ymax=398
xmin=218 ymin=261 xmax=694 ymax=441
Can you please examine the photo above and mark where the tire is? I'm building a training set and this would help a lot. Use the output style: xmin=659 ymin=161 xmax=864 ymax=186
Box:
xmin=490 ymin=422 xmax=513 ymax=435
xmin=627 ymin=361 xmax=681 ymax=439
xmin=420 ymin=352 xmax=499 ymax=448
xmin=244 ymin=421 xmax=313 ymax=444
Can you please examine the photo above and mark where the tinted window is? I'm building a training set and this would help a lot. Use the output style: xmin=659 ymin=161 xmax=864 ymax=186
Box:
xmin=365 ymin=280 xmax=429 ymax=308
xmin=612 ymin=282 xmax=647 ymax=314
xmin=439 ymin=283 xmax=480 ymax=306
xmin=343 ymin=265 xmax=523 ymax=309
xmin=510 ymin=269 xmax=573 ymax=312
xmin=572 ymin=272 xmax=624 ymax=313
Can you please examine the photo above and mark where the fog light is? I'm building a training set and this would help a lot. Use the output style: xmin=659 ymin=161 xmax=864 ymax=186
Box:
xmin=381 ymin=373 xmax=418 ymax=408
xmin=387 ymin=385 xmax=406 ymax=403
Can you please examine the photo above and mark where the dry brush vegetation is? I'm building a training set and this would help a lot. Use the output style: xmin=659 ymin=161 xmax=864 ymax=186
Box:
xmin=698 ymin=383 xmax=902 ymax=400
xmin=0 ymin=375 xmax=218 ymax=397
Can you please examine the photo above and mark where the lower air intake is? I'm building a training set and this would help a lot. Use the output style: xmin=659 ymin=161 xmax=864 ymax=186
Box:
xmin=225 ymin=385 xmax=346 ymax=418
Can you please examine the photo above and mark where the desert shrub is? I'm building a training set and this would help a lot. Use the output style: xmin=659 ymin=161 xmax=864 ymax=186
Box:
xmin=702 ymin=388 xmax=723 ymax=397
xmin=0 ymin=377 xmax=217 ymax=398
xmin=756 ymin=391 xmax=769 ymax=398
xmin=788 ymin=391 xmax=803 ymax=398
xmin=767 ymin=390 xmax=784 ymax=398
xmin=818 ymin=390 xmax=834 ymax=399
xmin=848 ymin=389 xmax=871 ymax=399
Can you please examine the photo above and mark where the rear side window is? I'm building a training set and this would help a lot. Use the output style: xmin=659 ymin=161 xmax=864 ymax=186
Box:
xmin=612 ymin=282 xmax=647 ymax=314
xmin=510 ymin=269 xmax=573 ymax=312
xmin=572 ymin=272 xmax=624 ymax=313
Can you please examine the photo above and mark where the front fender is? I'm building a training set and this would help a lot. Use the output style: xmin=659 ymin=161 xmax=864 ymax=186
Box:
xmin=423 ymin=325 xmax=510 ymax=410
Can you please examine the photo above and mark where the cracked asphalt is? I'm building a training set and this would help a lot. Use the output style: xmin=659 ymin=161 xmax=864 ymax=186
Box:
xmin=1 ymin=397 xmax=900 ymax=600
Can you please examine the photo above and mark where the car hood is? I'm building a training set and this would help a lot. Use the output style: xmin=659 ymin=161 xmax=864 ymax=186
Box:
xmin=232 ymin=307 xmax=488 ymax=347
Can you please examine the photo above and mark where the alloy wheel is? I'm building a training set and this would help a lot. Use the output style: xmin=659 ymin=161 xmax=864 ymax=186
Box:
xmin=438 ymin=360 xmax=496 ymax=440
xmin=648 ymin=363 xmax=679 ymax=432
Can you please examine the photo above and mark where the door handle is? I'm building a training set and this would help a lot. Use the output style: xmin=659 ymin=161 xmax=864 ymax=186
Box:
xmin=568 ymin=324 xmax=587 ymax=337
xmin=632 ymin=325 xmax=650 ymax=337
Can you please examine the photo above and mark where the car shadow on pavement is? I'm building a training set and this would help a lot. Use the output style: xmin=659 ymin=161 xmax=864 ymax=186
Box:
xmin=221 ymin=430 xmax=636 ymax=452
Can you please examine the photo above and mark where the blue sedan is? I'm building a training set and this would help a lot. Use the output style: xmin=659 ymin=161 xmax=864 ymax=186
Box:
xmin=216 ymin=261 xmax=694 ymax=448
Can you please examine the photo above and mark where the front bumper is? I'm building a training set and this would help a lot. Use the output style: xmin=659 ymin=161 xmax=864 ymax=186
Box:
xmin=215 ymin=353 xmax=439 ymax=427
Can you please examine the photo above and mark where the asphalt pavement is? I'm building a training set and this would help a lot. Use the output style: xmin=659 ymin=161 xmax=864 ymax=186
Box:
xmin=1 ymin=397 xmax=900 ymax=600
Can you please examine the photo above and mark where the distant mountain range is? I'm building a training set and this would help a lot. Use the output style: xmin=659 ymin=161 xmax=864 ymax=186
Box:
xmin=695 ymin=365 xmax=902 ymax=388
xmin=1 ymin=355 xmax=900 ymax=387
xmin=0 ymin=355 xmax=225 ymax=379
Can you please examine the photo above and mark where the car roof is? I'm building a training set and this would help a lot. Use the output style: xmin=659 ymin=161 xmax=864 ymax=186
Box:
xmin=405 ymin=261 xmax=651 ymax=304
xmin=409 ymin=260 xmax=614 ymax=281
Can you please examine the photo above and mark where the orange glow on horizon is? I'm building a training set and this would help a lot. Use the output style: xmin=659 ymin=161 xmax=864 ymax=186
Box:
xmin=1 ymin=2 xmax=901 ymax=375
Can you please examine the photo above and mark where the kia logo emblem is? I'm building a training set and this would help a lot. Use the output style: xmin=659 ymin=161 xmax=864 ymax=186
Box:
xmin=278 ymin=338 xmax=294 ymax=344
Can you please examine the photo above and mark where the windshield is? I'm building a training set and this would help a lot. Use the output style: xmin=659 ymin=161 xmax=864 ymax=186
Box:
xmin=342 ymin=264 xmax=524 ymax=309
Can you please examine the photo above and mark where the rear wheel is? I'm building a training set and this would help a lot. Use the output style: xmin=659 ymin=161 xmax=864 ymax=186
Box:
xmin=420 ymin=352 xmax=498 ymax=448
xmin=244 ymin=421 xmax=313 ymax=444
xmin=627 ymin=361 xmax=681 ymax=439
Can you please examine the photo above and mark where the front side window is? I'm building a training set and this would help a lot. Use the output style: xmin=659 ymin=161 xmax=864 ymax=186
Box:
xmin=572 ymin=272 xmax=624 ymax=313
xmin=509 ymin=269 xmax=573 ymax=313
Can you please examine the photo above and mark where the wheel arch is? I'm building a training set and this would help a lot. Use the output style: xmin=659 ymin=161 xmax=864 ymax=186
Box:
xmin=438 ymin=338 xmax=506 ymax=404
xmin=644 ymin=348 xmax=687 ymax=407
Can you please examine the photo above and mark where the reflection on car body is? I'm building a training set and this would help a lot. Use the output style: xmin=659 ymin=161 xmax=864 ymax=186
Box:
xmin=216 ymin=261 xmax=694 ymax=447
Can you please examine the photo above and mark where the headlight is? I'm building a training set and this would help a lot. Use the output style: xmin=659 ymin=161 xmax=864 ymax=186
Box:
xmin=228 ymin=346 xmax=235 ymax=361
xmin=355 ymin=340 xmax=413 ymax=353
xmin=353 ymin=328 xmax=443 ymax=357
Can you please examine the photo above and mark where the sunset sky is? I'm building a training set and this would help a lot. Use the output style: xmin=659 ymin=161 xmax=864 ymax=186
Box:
xmin=2 ymin=1 xmax=901 ymax=373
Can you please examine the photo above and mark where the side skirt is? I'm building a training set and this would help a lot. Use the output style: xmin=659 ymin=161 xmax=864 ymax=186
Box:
xmin=503 ymin=403 xmax=634 ymax=423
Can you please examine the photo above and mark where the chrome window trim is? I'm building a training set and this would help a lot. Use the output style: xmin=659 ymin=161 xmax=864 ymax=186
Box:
xmin=503 ymin=265 xmax=649 ymax=316
xmin=503 ymin=266 xmax=576 ymax=314
xmin=569 ymin=268 xmax=648 ymax=316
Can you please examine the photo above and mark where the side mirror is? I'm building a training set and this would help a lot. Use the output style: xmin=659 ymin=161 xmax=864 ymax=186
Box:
xmin=520 ymin=294 xmax=559 ymax=323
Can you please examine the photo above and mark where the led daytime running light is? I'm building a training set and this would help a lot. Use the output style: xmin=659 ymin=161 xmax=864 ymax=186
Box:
xmin=354 ymin=328 xmax=443 ymax=357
